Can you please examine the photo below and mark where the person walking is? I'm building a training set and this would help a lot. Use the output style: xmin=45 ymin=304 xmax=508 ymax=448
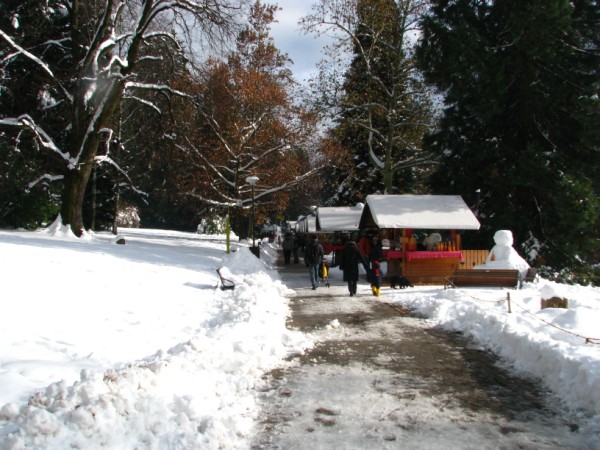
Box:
xmin=339 ymin=239 xmax=368 ymax=296
xmin=292 ymin=233 xmax=300 ymax=264
xmin=368 ymin=236 xmax=383 ymax=264
xmin=367 ymin=235 xmax=384 ymax=293
xmin=304 ymin=234 xmax=324 ymax=290
xmin=281 ymin=233 xmax=294 ymax=264
xmin=358 ymin=234 xmax=372 ymax=258
xmin=370 ymin=258 xmax=382 ymax=297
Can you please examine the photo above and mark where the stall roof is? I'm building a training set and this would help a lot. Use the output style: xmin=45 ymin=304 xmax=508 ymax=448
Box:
xmin=296 ymin=215 xmax=317 ymax=233
xmin=316 ymin=206 xmax=363 ymax=232
xmin=360 ymin=195 xmax=480 ymax=230
xmin=307 ymin=215 xmax=317 ymax=233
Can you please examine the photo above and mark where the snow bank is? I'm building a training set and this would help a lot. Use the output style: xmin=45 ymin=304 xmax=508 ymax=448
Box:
xmin=0 ymin=228 xmax=311 ymax=449
xmin=391 ymin=281 xmax=600 ymax=418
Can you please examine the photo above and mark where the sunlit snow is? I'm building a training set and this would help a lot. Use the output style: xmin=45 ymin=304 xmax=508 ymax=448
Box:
xmin=0 ymin=225 xmax=598 ymax=448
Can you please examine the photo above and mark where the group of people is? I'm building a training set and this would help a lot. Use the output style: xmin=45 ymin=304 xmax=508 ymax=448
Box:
xmin=298 ymin=234 xmax=383 ymax=296
xmin=340 ymin=235 xmax=383 ymax=296
xmin=281 ymin=232 xmax=324 ymax=290
xmin=280 ymin=232 xmax=300 ymax=264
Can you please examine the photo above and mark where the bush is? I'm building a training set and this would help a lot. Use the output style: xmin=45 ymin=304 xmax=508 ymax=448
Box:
xmin=117 ymin=206 xmax=141 ymax=228
xmin=197 ymin=214 xmax=226 ymax=235
xmin=538 ymin=263 xmax=600 ymax=287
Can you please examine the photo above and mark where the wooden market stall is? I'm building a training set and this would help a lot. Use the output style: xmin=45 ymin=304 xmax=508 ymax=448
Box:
xmin=358 ymin=194 xmax=484 ymax=285
xmin=316 ymin=205 xmax=363 ymax=265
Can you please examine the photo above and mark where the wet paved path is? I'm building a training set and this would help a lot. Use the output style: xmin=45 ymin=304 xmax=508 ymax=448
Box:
xmin=250 ymin=249 xmax=595 ymax=449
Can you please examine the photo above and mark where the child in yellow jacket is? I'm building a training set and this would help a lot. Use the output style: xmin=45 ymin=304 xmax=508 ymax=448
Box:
xmin=371 ymin=259 xmax=382 ymax=297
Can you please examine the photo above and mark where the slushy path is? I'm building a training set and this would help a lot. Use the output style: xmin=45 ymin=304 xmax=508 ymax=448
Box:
xmin=251 ymin=247 xmax=594 ymax=449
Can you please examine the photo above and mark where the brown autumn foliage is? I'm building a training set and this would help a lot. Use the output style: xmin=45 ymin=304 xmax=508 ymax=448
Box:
xmin=166 ymin=1 xmax=319 ymax=230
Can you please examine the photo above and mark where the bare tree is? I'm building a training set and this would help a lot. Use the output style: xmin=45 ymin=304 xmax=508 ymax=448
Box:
xmin=168 ymin=1 xmax=326 ymax=232
xmin=0 ymin=0 xmax=249 ymax=236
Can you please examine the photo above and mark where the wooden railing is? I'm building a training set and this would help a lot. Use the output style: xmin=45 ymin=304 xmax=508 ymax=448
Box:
xmin=383 ymin=248 xmax=491 ymax=285
xmin=459 ymin=250 xmax=489 ymax=269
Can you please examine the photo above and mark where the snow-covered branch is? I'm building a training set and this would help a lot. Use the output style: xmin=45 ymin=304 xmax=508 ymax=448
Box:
xmin=142 ymin=31 xmax=182 ymax=51
xmin=0 ymin=29 xmax=73 ymax=102
xmin=122 ymin=95 xmax=163 ymax=115
xmin=125 ymin=82 xmax=192 ymax=99
xmin=173 ymin=139 xmax=237 ymax=190
xmin=0 ymin=115 xmax=72 ymax=162
xmin=94 ymin=154 xmax=145 ymax=196
xmin=252 ymin=164 xmax=326 ymax=202
xmin=0 ymin=29 xmax=55 ymax=78
xmin=28 ymin=174 xmax=64 ymax=189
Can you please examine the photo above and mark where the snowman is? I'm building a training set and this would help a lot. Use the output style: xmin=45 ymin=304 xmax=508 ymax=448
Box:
xmin=475 ymin=230 xmax=530 ymax=278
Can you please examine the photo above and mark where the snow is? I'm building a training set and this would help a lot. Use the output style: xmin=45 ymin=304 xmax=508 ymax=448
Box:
xmin=295 ymin=214 xmax=317 ymax=233
xmin=1 ymin=224 xmax=599 ymax=448
xmin=0 ymin=225 xmax=311 ymax=449
xmin=474 ymin=229 xmax=531 ymax=278
xmin=389 ymin=283 xmax=600 ymax=422
xmin=363 ymin=194 xmax=481 ymax=230
xmin=316 ymin=205 xmax=363 ymax=232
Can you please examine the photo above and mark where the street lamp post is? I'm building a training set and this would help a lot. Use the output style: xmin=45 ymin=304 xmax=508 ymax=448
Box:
xmin=246 ymin=176 xmax=260 ymax=258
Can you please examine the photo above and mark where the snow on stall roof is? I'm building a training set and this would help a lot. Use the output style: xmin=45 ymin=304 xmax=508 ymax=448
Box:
xmin=316 ymin=206 xmax=363 ymax=232
xmin=364 ymin=194 xmax=481 ymax=230
xmin=308 ymin=215 xmax=316 ymax=233
xmin=297 ymin=215 xmax=317 ymax=233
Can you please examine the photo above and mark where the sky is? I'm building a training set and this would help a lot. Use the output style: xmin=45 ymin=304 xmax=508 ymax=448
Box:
xmin=269 ymin=0 xmax=327 ymax=83
xmin=0 ymin=222 xmax=599 ymax=448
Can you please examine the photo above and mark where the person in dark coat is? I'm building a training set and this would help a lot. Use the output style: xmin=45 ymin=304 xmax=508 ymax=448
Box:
xmin=339 ymin=240 xmax=368 ymax=296
xmin=292 ymin=233 xmax=300 ymax=263
xmin=368 ymin=236 xmax=383 ymax=263
xmin=304 ymin=234 xmax=324 ymax=290
xmin=281 ymin=233 xmax=294 ymax=264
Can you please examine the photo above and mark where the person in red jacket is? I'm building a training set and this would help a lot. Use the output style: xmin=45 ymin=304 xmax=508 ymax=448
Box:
xmin=370 ymin=259 xmax=382 ymax=297
xmin=358 ymin=234 xmax=372 ymax=257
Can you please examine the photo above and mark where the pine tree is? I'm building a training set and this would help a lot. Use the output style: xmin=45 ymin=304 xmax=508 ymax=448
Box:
xmin=0 ymin=0 xmax=70 ymax=228
xmin=417 ymin=0 xmax=600 ymax=272
xmin=303 ymin=0 xmax=435 ymax=205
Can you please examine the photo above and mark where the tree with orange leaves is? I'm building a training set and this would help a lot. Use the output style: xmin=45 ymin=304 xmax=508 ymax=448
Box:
xmin=170 ymin=1 xmax=324 ymax=236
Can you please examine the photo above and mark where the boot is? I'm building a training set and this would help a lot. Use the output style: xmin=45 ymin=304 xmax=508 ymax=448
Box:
xmin=375 ymin=287 xmax=381 ymax=297
xmin=371 ymin=286 xmax=377 ymax=296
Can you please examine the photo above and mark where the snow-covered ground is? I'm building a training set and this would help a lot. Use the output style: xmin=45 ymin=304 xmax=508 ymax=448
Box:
xmin=0 ymin=225 xmax=598 ymax=448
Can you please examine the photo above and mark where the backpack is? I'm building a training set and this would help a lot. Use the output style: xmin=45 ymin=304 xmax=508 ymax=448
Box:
xmin=320 ymin=262 xmax=328 ymax=278
xmin=372 ymin=260 xmax=381 ymax=277
xmin=304 ymin=241 xmax=319 ymax=264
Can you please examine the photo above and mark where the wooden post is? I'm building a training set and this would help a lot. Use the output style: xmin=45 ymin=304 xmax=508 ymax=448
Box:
xmin=506 ymin=292 xmax=512 ymax=313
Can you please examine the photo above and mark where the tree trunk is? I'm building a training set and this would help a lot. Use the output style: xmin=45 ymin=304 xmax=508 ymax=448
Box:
xmin=61 ymin=157 xmax=95 ymax=236
xmin=112 ymin=187 xmax=120 ymax=235
xmin=383 ymin=162 xmax=394 ymax=194
xmin=61 ymin=75 xmax=123 ymax=236
xmin=90 ymin=163 xmax=97 ymax=232
xmin=60 ymin=106 xmax=108 ymax=237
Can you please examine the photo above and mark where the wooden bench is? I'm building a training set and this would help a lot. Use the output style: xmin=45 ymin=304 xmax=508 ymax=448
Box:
xmin=216 ymin=268 xmax=235 ymax=290
xmin=445 ymin=269 xmax=520 ymax=289
xmin=401 ymin=257 xmax=461 ymax=285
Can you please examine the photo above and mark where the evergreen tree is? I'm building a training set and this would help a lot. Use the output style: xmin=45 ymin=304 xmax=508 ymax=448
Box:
xmin=303 ymin=0 xmax=435 ymax=205
xmin=417 ymin=0 xmax=600 ymax=271
xmin=0 ymin=0 xmax=69 ymax=228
